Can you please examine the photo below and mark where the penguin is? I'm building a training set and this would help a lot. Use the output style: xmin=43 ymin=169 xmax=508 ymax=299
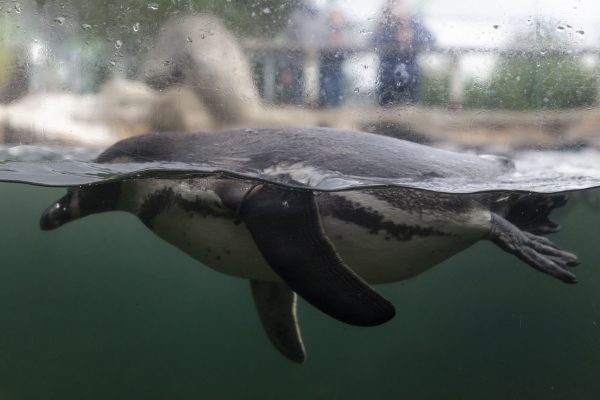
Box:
xmin=40 ymin=127 xmax=579 ymax=363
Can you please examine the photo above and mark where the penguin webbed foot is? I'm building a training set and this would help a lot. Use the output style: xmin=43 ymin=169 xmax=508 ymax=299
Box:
xmin=504 ymin=193 xmax=567 ymax=235
xmin=488 ymin=213 xmax=579 ymax=284
xmin=250 ymin=280 xmax=306 ymax=363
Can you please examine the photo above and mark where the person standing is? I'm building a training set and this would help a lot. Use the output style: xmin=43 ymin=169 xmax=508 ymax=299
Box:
xmin=373 ymin=0 xmax=434 ymax=106
xmin=318 ymin=8 xmax=347 ymax=108
xmin=283 ymin=0 xmax=327 ymax=105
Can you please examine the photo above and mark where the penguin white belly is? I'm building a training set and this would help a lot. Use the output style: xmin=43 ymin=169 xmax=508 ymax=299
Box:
xmin=150 ymin=208 xmax=489 ymax=284
xmin=121 ymin=179 xmax=491 ymax=284
xmin=150 ymin=205 xmax=280 ymax=281
xmin=323 ymin=217 xmax=480 ymax=283
xmin=319 ymin=191 xmax=492 ymax=283
xmin=120 ymin=179 xmax=279 ymax=281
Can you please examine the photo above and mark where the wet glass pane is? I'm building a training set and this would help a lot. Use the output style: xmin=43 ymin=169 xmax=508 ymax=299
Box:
xmin=1 ymin=0 xmax=600 ymax=399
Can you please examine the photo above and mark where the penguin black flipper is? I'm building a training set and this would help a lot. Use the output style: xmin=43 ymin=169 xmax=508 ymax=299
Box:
xmin=250 ymin=280 xmax=306 ymax=363
xmin=240 ymin=185 xmax=396 ymax=327
xmin=487 ymin=213 xmax=579 ymax=284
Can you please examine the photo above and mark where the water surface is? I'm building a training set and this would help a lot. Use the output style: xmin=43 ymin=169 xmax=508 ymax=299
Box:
xmin=4 ymin=144 xmax=600 ymax=193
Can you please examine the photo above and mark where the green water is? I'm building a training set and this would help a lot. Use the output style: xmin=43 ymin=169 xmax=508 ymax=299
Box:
xmin=1 ymin=182 xmax=599 ymax=400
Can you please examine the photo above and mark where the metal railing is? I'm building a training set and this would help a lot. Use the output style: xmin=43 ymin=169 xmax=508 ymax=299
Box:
xmin=242 ymin=39 xmax=600 ymax=108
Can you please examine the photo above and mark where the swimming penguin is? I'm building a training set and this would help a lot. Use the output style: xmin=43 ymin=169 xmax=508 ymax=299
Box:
xmin=40 ymin=127 xmax=579 ymax=363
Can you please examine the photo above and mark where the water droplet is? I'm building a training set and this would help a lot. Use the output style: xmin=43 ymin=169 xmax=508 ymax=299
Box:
xmin=81 ymin=23 xmax=92 ymax=30
xmin=577 ymin=30 xmax=585 ymax=35
xmin=147 ymin=3 xmax=159 ymax=11
xmin=262 ymin=7 xmax=271 ymax=14
xmin=54 ymin=16 xmax=65 ymax=25
xmin=132 ymin=22 xmax=140 ymax=32
xmin=493 ymin=24 xmax=499 ymax=29
xmin=114 ymin=40 xmax=122 ymax=49
xmin=14 ymin=3 xmax=21 ymax=13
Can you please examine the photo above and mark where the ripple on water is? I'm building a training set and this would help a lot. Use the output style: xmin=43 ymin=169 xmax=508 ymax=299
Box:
xmin=2 ymin=145 xmax=600 ymax=194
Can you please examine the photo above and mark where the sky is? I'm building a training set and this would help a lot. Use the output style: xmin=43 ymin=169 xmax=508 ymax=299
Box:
xmin=323 ymin=0 xmax=600 ymax=47
xmin=317 ymin=0 xmax=600 ymax=88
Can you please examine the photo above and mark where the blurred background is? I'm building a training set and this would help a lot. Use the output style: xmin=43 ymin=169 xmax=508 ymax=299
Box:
xmin=1 ymin=0 xmax=600 ymax=150
xmin=3 ymin=2 xmax=600 ymax=400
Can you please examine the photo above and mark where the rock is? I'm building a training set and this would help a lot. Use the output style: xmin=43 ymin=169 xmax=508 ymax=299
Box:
xmin=0 ymin=52 xmax=29 ymax=104
xmin=565 ymin=109 xmax=600 ymax=147
xmin=1 ymin=79 xmax=158 ymax=146
xmin=141 ymin=15 xmax=261 ymax=124
xmin=150 ymin=85 xmax=216 ymax=133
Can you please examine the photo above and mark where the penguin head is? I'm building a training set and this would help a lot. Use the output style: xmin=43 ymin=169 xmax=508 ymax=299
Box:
xmin=40 ymin=182 xmax=121 ymax=230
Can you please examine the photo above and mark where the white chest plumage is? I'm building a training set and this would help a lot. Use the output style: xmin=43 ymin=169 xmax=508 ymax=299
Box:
xmin=118 ymin=179 xmax=491 ymax=284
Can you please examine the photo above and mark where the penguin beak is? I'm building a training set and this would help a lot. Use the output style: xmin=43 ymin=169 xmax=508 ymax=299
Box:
xmin=40 ymin=192 xmax=78 ymax=230
xmin=40 ymin=182 xmax=121 ymax=231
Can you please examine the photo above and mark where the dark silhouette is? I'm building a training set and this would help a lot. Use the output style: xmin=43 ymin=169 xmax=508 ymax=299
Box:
xmin=283 ymin=1 xmax=326 ymax=105
xmin=283 ymin=2 xmax=347 ymax=107
xmin=373 ymin=0 xmax=434 ymax=106
xmin=318 ymin=9 xmax=346 ymax=108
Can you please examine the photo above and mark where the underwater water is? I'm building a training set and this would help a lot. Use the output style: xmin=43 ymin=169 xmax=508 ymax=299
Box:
xmin=1 ymin=148 xmax=600 ymax=399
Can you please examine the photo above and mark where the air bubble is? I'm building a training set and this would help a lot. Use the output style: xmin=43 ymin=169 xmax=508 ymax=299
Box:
xmin=147 ymin=3 xmax=159 ymax=10
xmin=133 ymin=22 xmax=140 ymax=32
xmin=81 ymin=23 xmax=92 ymax=30
xmin=114 ymin=40 xmax=122 ymax=49
xmin=54 ymin=16 xmax=65 ymax=25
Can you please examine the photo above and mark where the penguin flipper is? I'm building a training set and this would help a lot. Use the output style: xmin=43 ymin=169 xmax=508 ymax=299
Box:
xmin=241 ymin=185 xmax=396 ymax=327
xmin=488 ymin=212 xmax=579 ymax=284
xmin=251 ymin=280 xmax=306 ymax=363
